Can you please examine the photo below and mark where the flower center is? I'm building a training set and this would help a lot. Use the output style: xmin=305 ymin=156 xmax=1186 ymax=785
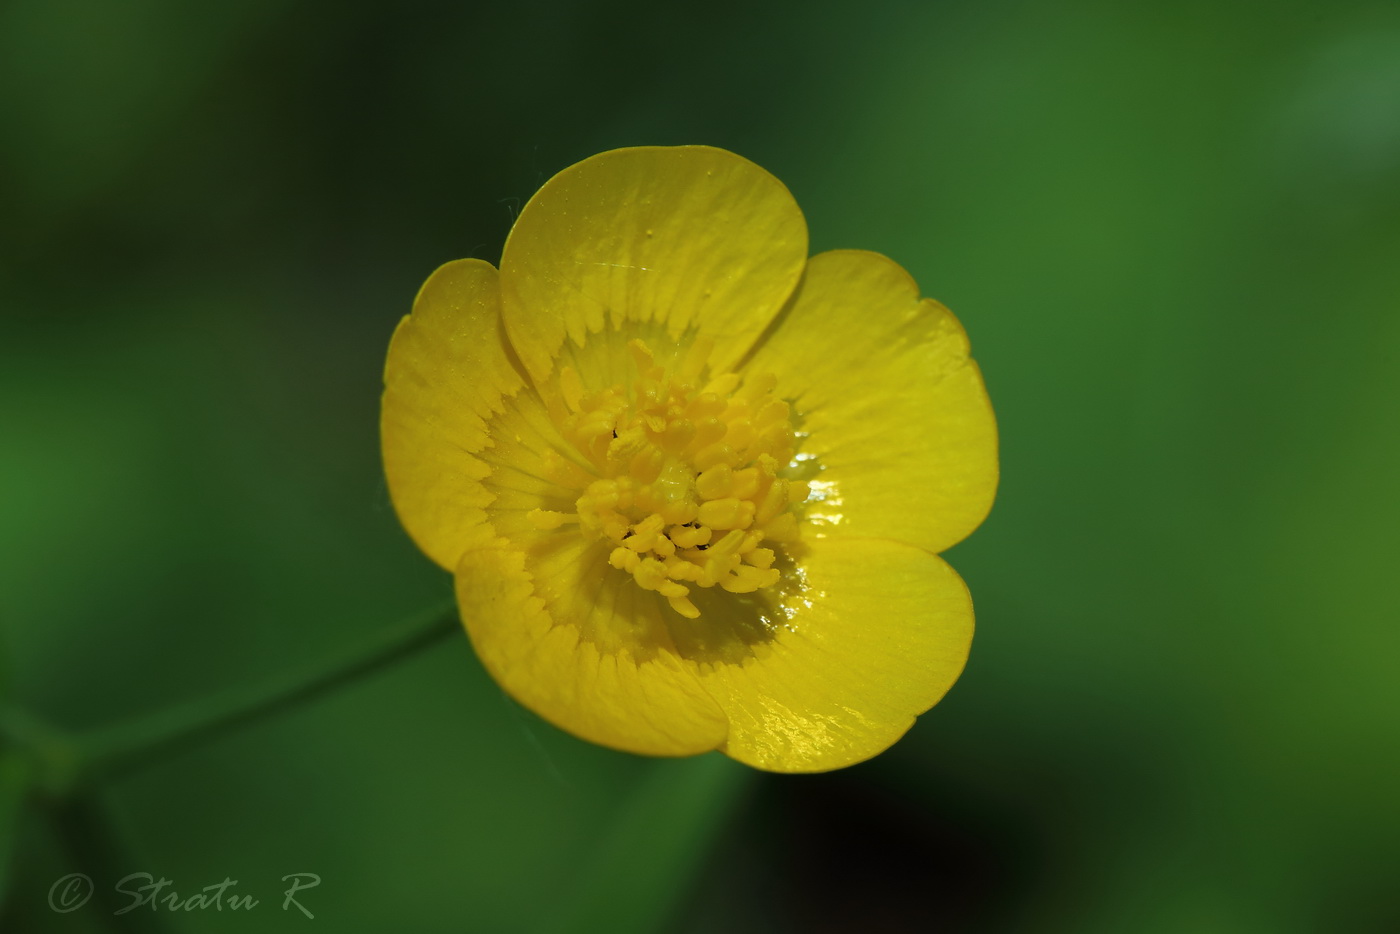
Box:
xmin=527 ymin=338 xmax=808 ymax=619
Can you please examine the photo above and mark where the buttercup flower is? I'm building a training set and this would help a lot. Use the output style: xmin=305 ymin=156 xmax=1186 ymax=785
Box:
xmin=381 ymin=146 xmax=997 ymax=772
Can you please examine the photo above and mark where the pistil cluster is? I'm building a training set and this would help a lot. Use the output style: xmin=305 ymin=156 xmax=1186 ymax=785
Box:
xmin=528 ymin=338 xmax=808 ymax=619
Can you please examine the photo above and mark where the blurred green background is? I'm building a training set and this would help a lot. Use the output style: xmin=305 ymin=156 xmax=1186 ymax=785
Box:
xmin=3 ymin=0 xmax=1399 ymax=931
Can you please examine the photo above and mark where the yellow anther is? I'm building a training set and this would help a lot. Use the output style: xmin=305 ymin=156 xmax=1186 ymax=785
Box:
xmin=722 ymin=399 xmax=752 ymax=422
xmin=658 ymin=499 xmax=697 ymax=526
xmin=579 ymin=479 xmax=619 ymax=509
xmin=721 ymin=564 xmax=778 ymax=594
xmin=693 ymin=442 xmax=735 ymax=471
xmin=614 ymin=485 xmax=635 ymax=511
xmin=601 ymin=512 xmax=631 ymax=542
xmin=685 ymin=393 xmax=727 ymax=419
xmin=622 ymin=514 xmax=666 ymax=552
xmin=724 ymin=418 xmax=755 ymax=454
xmin=661 ymin=418 xmax=696 ymax=452
xmin=668 ymin=594 xmax=701 ymax=619
xmin=633 ymin=557 xmax=668 ymax=591
xmin=657 ymin=580 xmax=688 ymax=599
xmin=609 ymin=547 xmax=640 ymax=572
xmin=695 ymin=463 xmax=733 ymax=500
xmin=703 ymin=373 xmax=741 ymax=397
xmin=690 ymin=417 xmax=726 ymax=450
xmin=665 ymin=556 xmax=700 ymax=580
xmin=668 ymin=524 xmax=711 ymax=549
xmin=747 ymin=547 xmax=775 ymax=569
xmin=730 ymin=467 xmax=760 ymax=500
xmin=697 ymin=498 xmax=754 ymax=531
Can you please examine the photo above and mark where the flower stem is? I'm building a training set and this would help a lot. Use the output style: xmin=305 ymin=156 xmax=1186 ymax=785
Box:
xmin=70 ymin=598 xmax=461 ymax=792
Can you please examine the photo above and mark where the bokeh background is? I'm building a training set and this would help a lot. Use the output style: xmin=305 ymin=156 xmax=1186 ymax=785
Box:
xmin=4 ymin=0 xmax=1399 ymax=931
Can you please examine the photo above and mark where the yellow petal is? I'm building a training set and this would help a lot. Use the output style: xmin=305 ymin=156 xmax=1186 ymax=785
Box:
xmin=746 ymin=250 xmax=998 ymax=553
xmin=696 ymin=536 xmax=974 ymax=773
xmin=498 ymin=146 xmax=808 ymax=388
xmin=456 ymin=535 xmax=730 ymax=757
xmin=381 ymin=258 xmax=530 ymax=570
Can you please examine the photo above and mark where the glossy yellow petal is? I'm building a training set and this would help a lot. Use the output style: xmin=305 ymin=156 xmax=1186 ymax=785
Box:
xmin=746 ymin=250 xmax=998 ymax=553
xmin=696 ymin=536 xmax=974 ymax=773
xmin=456 ymin=534 xmax=730 ymax=757
xmin=498 ymin=146 xmax=808 ymax=388
xmin=381 ymin=259 xmax=529 ymax=570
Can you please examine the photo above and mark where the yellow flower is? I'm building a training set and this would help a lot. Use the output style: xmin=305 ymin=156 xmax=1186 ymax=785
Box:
xmin=381 ymin=146 xmax=997 ymax=772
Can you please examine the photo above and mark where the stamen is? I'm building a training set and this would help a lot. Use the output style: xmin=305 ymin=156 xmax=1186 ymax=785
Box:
xmin=533 ymin=337 xmax=809 ymax=617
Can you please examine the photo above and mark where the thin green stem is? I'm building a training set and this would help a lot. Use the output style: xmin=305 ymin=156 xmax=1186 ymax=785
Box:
xmin=70 ymin=598 xmax=460 ymax=792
